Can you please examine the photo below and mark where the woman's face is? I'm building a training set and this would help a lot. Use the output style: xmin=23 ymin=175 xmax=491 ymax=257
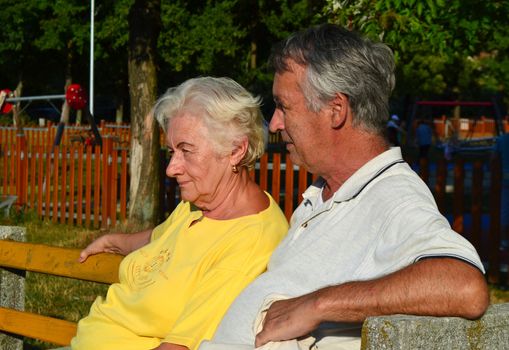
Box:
xmin=165 ymin=113 xmax=232 ymax=209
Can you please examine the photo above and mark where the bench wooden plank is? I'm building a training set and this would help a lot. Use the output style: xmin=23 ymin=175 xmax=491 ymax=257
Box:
xmin=0 ymin=240 xmax=122 ymax=284
xmin=0 ymin=307 xmax=76 ymax=345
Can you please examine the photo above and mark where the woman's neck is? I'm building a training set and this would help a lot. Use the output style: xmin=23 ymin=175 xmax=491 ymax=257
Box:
xmin=199 ymin=169 xmax=266 ymax=220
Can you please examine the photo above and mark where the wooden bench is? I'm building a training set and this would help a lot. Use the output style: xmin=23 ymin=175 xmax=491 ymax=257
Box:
xmin=0 ymin=237 xmax=122 ymax=347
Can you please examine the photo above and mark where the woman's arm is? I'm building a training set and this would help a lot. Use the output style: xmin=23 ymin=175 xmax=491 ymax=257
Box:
xmin=79 ymin=229 xmax=152 ymax=262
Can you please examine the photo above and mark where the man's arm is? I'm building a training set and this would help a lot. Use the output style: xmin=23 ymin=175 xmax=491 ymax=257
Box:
xmin=255 ymin=257 xmax=489 ymax=347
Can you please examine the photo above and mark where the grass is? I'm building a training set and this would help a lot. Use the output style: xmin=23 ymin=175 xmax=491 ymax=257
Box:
xmin=1 ymin=208 xmax=508 ymax=349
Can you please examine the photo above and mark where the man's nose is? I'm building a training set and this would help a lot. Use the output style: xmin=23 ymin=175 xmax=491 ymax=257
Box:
xmin=269 ymin=109 xmax=284 ymax=133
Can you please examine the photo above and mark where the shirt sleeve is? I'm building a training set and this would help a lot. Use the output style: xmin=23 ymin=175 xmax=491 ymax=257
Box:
xmin=372 ymin=189 xmax=485 ymax=275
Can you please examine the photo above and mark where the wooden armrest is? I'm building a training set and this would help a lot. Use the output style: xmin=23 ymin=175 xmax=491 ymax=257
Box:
xmin=0 ymin=240 xmax=122 ymax=284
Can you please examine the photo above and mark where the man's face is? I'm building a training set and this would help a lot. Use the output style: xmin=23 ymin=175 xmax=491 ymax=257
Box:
xmin=269 ymin=60 xmax=329 ymax=172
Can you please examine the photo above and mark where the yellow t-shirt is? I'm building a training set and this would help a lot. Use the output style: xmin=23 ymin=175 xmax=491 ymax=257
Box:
xmin=71 ymin=193 xmax=288 ymax=350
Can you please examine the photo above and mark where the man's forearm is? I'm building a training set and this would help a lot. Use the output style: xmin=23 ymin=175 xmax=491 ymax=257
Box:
xmin=314 ymin=257 xmax=489 ymax=322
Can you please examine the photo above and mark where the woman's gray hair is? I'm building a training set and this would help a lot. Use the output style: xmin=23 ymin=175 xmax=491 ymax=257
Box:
xmin=269 ymin=23 xmax=395 ymax=135
xmin=153 ymin=76 xmax=265 ymax=169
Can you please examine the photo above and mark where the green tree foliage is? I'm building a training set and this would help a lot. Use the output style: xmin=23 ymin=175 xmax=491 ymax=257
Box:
xmin=327 ymin=0 xmax=509 ymax=103
xmin=158 ymin=0 xmax=323 ymax=97
xmin=0 ymin=0 xmax=323 ymax=103
xmin=159 ymin=0 xmax=246 ymax=74
xmin=35 ymin=1 xmax=89 ymax=53
xmin=0 ymin=0 xmax=42 ymax=88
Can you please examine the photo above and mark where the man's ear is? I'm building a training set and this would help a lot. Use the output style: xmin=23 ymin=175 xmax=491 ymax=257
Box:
xmin=330 ymin=92 xmax=349 ymax=129
xmin=230 ymin=136 xmax=249 ymax=166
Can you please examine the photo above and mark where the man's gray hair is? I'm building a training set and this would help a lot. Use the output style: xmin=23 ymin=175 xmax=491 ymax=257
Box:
xmin=270 ymin=23 xmax=395 ymax=135
xmin=153 ymin=77 xmax=265 ymax=169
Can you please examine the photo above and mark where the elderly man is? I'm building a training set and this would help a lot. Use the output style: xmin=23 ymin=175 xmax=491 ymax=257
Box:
xmin=202 ymin=24 xmax=489 ymax=350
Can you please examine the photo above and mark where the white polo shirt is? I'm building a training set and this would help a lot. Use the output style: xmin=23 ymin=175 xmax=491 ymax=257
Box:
xmin=211 ymin=147 xmax=484 ymax=346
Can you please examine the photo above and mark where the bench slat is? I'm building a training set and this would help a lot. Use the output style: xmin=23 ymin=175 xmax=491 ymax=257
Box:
xmin=0 ymin=307 xmax=77 ymax=345
xmin=0 ymin=240 xmax=122 ymax=283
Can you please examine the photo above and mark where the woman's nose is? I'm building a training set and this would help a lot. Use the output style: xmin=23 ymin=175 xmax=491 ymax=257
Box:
xmin=166 ymin=153 xmax=183 ymax=177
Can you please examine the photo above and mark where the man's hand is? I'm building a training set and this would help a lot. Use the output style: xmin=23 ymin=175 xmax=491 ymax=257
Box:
xmin=255 ymin=293 xmax=322 ymax=347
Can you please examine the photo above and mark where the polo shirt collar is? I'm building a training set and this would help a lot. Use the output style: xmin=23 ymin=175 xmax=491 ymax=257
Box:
xmin=302 ymin=147 xmax=405 ymax=205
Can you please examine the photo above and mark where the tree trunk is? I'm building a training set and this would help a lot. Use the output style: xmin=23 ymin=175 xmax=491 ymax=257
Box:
xmin=126 ymin=0 xmax=161 ymax=230
xmin=61 ymin=48 xmax=73 ymax=125
xmin=12 ymin=81 xmax=24 ymax=137
xmin=60 ymin=78 xmax=72 ymax=125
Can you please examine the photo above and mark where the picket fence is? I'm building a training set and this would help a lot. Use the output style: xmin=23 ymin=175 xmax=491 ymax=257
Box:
xmin=0 ymin=125 xmax=506 ymax=283
xmin=0 ymin=121 xmax=131 ymax=147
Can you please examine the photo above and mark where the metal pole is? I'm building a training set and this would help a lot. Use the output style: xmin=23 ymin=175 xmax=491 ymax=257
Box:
xmin=87 ymin=0 xmax=102 ymax=146
xmin=6 ymin=95 xmax=65 ymax=103
xmin=90 ymin=0 xmax=94 ymax=116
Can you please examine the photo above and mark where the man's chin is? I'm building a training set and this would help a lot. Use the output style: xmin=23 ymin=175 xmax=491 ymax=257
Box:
xmin=287 ymin=151 xmax=304 ymax=167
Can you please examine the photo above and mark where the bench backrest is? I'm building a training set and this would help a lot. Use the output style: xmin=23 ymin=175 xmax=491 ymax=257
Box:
xmin=0 ymin=239 xmax=122 ymax=346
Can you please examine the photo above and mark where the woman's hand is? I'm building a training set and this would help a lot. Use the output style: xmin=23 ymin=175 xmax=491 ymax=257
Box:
xmin=78 ymin=230 xmax=152 ymax=263
xmin=78 ymin=234 xmax=124 ymax=263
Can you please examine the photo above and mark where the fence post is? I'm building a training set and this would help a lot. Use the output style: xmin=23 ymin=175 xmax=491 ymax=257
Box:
xmin=259 ymin=153 xmax=268 ymax=192
xmin=272 ymin=153 xmax=281 ymax=205
xmin=120 ymin=148 xmax=128 ymax=222
xmin=489 ymin=156 xmax=502 ymax=284
xmin=60 ymin=145 xmax=68 ymax=224
xmin=85 ymin=145 xmax=93 ymax=227
xmin=15 ymin=135 xmax=25 ymax=206
xmin=434 ymin=157 xmax=447 ymax=214
xmin=69 ymin=145 xmax=76 ymax=225
xmin=101 ymin=138 xmax=112 ymax=229
xmin=36 ymin=145 xmax=44 ymax=217
xmin=471 ymin=160 xmax=484 ymax=252
xmin=452 ymin=158 xmax=464 ymax=234
xmin=29 ymin=144 xmax=36 ymax=208
xmin=44 ymin=146 xmax=52 ymax=220
xmin=418 ymin=157 xmax=429 ymax=184
xmin=93 ymin=145 xmax=101 ymax=228
xmin=52 ymin=146 xmax=59 ymax=222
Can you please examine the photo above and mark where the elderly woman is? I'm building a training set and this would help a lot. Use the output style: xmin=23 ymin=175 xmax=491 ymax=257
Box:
xmin=70 ymin=77 xmax=288 ymax=350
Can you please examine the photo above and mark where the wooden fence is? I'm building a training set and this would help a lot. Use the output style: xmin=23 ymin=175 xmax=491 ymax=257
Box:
xmin=431 ymin=116 xmax=509 ymax=140
xmin=0 ymin=126 xmax=506 ymax=283
xmin=0 ymin=121 xmax=131 ymax=147
xmin=0 ymin=122 xmax=280 ymax=149
xmin=414 ymin=155 xmax=505 ymax=284
xmin=1 ymin=136 xmax=128 ymax=228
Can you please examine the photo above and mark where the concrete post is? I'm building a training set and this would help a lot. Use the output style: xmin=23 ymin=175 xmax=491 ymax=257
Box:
xmin=362 ymin=303 xmax=509 ymax=350
xmin=0 ymin=226 xmax=26 ymax=350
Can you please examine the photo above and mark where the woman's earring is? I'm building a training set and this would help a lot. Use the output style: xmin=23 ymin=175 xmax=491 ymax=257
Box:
xmin=232 ymin=165 xmax=239 ymax=173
